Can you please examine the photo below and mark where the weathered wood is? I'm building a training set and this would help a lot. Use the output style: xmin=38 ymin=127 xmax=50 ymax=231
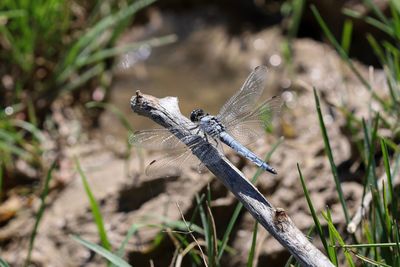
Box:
xmin=130 ymin=91 xmax=334 ymax=267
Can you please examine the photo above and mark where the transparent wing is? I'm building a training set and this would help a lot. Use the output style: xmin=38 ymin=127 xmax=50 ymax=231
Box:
xmin=217 ymin=65 xmax=268 ymax=125
xmin=223 ymin=96 xmax=282 ymax=146
xmin=130 ymin=127 xmax=213 ymax=176
xmin=129 ymin=128 xmax=186 ymax=151
xmin=145 ymin=148 xmax=198 ymax=177
xmin=145 ymin=144 xmax=211 ymax=177
xmin=129 ymin=123 xmax=201 ymax=150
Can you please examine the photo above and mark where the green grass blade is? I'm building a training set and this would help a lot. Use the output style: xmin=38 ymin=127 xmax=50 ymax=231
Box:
xmin=393 ymin=0 xmax=400 ymax=16
xmin=217 ymin=137 xmax=283 ymax=260
xmin=352 ymin=252 xmax=391 ymax=267
xmin=171 ymin=232 xmax=202 ymax=265
xmin=59 ymin=0 xmax=156 ymax=80
xmin=366 ymin=34 xmax=387 ymax=66
xmin=394 ymin=221 xmax=400 ymax=265
xmin=363 ymin=0 xmax=390 ymax=26
xmin=287 ymin=0 xmax=305 ymax=39
xmin=0 ymin=9 xmax=26 ymax=19
xmin=71 ymin=235 xmax=131 ymax=267
xmin=281 ymin=0 xmax=305 ymax=64
xmin=196 ymin=194 xmax=208 ymax=235
xmin=0 ymin=140 xmax=32 ymax=161
xmin=0 ymin=128 xmax=22 ymax=144
xmin=158 ymin=216 xmax=205 ymax=235
xmin=84 ymin=35 xmax=177 ymax=67
xmin=156 ymin=202 xmax=207 ymax=265
xmin=384 ymin=49 xmax=400 ymax=101
xmin=365 ymin=17 xmax=394 ymax=37
xmin=75 ymin=157 xmax=111 ymax=250
xmin=313 ymin=88 xmax=349 ymax=223
xmin=391 ymin=1 xmax=400 ymax=40
xmin=284 ymin=255 xmax=295 ymax=266
xmin=322 ymin=210 xmax=355 ymax=267
xmin=25 ymin=161 xmax=56 ymax=267
xmin=326 ymin=210 xmax=338 ymax=266
xmin=215 ymin=197 xmax=244 ymax=259
xmin=367 ymin=114 xmax=380 ymax=188
xmin=311 ymin=5 xmax=385 ymax=105
xmin=297 ymin=164 xmax=331 ymax=258
xmin=246 ymin=222 xmax=258 ymax=267
xmin=342 ymin=8 xmax=394 ymax=37
xmin=372 ymin=181 xmax=393 ymax=264
xmin=206 ymin=184 xmax=218 ymax=266
xmin=369 ymin=191 xmax=379 ymax=261
xmin=381 ymin=139 xmax=398 ymax=220
xmin=26 ymin=98 xmax=38 ymax=127
xmin=188 ymin=194 xmax=205 ymax=228
xmin=116 ymin=223 xmax=145 ymax=258
xmin=382 ymin=181 xmax=392 ymax=241
xmin=370 ymin=187 xmax=389 ymax=247
xmin=0 ymin=162 xmax=2 ymax=200
xmin=60 ymin=63 xmax=104 ymax=92
xmin=340 ymin=242 xmax=400 ymax=248
xmin=0 ymin=257 xmax=10 ymax=267
xmin=196 ymin=194 xmax=211 ymax=264
xmin=341 ymin=19 xmax=353 ymax=54
xmin=12 ymin=119 xmax=45 ymax=143
xmin=114 ymin=223 xmax=167 ymax=267
xmin=363 ymin=221 xmax=374 ymax=257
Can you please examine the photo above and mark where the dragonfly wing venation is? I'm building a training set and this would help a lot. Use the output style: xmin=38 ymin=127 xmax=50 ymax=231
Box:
xmin=224 ymin=120 xmax=266 ymax=146
xmin=145 ymin=148 xmax=196 ymax=177
xmin=129 ymin=128 xmax=184 ymax=151
xmin=130 ymin=127 xmax=214 ymax=177
xmin=129 ymin=126 xmax=202 ymax=151
xmin=217 ymin=65 xmax=268 ymax=125
xmin=222 ymin=95 xmax=282 ymax=146
xmin=145 ymin=144 xmax=211 ymax=177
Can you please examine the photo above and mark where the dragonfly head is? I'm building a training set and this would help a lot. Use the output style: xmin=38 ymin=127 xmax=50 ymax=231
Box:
xmin=190 ymin=109 xmax=206 ymax=122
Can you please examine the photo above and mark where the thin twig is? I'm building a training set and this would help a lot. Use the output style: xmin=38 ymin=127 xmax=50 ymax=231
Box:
xmin=130 ymin=91 xmax=334 ymax=267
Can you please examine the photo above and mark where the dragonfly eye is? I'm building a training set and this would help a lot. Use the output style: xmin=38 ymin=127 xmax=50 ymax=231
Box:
xmin=190 ymin=109 xmax=204 ymax=122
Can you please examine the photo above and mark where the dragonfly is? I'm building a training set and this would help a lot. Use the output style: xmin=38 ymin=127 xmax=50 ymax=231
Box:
xmin=130 ymin=65 xmax=281 ymax=176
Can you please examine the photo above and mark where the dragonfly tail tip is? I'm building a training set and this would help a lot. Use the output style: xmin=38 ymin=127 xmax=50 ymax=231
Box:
xmin=269 ymin=168 xmax=277 ymax=175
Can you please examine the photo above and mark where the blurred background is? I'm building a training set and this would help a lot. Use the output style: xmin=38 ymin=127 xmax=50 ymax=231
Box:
xmin=1 ymin=0 xmax=399 ymax=266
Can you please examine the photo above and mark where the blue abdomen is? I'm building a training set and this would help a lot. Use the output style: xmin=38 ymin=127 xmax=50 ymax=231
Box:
xmin=219 ymin=132 xmax=277 ymax=174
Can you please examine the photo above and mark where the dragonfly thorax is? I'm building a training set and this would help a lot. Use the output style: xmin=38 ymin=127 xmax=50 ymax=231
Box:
xmin=190 ymin=108 xmax=208 ymax=122
xmin=191 ymin=109 xmax=225 ymax=138
xmin=199 ymin=115 xmax=225 ymax=138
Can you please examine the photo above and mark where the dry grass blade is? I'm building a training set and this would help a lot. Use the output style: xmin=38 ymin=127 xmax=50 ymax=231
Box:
xmin=176 ymin=203 xmax=208 ymax=267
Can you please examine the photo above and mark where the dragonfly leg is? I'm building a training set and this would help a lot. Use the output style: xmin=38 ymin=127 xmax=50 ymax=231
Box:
xmin=189 ymin=125 xmax=211 ymax=146
xmin=194 ymin=127 xmax=207 ymax=141
xmin=211 ymin=137 xmax=219 ymax=147
xmin=203 ymin=133 xmax=220 ymax=151
xmin=204 ymin=133 xmax=209 ymax=143
xmin=188 ymin=125 xmax=199 ymax=131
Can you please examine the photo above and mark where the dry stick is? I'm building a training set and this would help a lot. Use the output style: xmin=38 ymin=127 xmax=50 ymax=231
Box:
xmin=130 ymin=91 xmax=334 ymax=267
xmin=347 ymin=160 xmax=400 ymax=234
